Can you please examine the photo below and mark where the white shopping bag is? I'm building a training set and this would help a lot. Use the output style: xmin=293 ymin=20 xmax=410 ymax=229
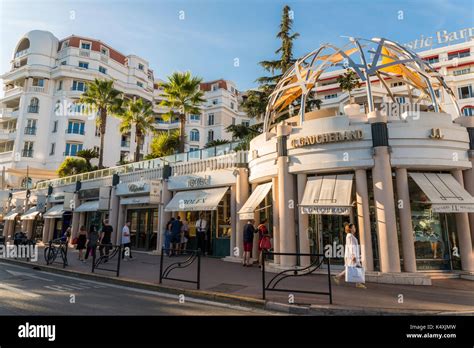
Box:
xmin=345 ymin=266 xmax=365 ymax=283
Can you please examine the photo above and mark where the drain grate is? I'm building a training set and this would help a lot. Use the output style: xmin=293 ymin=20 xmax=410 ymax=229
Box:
xmin=206 ymin=283 xmax=247 ymax=293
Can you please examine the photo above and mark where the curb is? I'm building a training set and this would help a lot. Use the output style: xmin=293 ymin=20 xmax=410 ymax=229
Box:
xmin=1 ymin=258 xmax=473 ymax=316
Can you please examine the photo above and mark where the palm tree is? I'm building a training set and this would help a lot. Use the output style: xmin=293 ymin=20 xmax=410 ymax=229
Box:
xmin=145 ymin=130 xmax=181 ymax=159
xmin=76 ymin=149 xmax=98 ymax=171
xmin=160 ymin=72 xmax=205 ymax=153
xmin=204 ymin=139 xmax=231 ymax=148
xmin=118 ymin=98 xmax=155 ymax=162
xmin=226 ymin=124 xmax=262 ymax=151
xmin=80 ymin=78 xmax=122 ymax=169
xmin=57 ymin=157 xmax=89 ymax=177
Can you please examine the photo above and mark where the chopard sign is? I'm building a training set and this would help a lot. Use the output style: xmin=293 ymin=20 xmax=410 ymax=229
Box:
xmin=187 ymin=176 xmax=211 ymax=188
xmin=128 ymin=182 xmax=146 ymax=193
xmin=291 ymin=130 xmax=363 ymax=148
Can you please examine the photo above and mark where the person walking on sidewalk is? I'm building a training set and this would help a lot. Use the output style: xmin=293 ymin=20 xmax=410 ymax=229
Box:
xmin=333 ymin=223 xmax=367 ymax=289
xmin=243 ymin=220 xmax=255 ymax=267
xmin=170 ymin=216 xmax=183 ymax=256
xmin=257 ymin=219 xmax=271 ymax=268
xmin=99 ymin=219 xmax=113 ymax=262
xmin=164 ymin=218 xmax=174 ymax=256
xmin=84 ymin=224 xmax=99 ymax=261
xmin=121 ymin=221 xmax=133 ymax=261
xmin=195 ymin=213 xmax=207 ymax=256
xmin=76 ymin=225 xmax=87 ymax=262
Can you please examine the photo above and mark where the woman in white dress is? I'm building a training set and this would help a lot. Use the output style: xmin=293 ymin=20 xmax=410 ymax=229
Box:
xmin=333 ymin=223 xmax=367 ymax=289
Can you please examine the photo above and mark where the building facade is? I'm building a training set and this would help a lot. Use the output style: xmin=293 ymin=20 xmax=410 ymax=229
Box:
xmin=1 ymin=35 xmax=474 ymax=285
xmin=0 ymin=31 xmax=251 ymax=189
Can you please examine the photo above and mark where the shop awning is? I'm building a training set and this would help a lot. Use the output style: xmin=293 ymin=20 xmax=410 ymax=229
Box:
xmin=3 ymin=210 xmax=19 ymax=220
xmin=409 ymin=173 xmax=474 ymax=213
xmin=165 ymin=187 xmax=229 ymax=212
xmin=238 ymin=182 xmax=273 ymax=220
xmin=120 ymin=196 xmax=150 ymax=205
xmin=74 ymin=200 xmax=99 ymax=213
xmin=43 ymin=204 xmax=65 ymax=218
xmin=300 ymin=174 xmax=354 ymax=215
xmin=20 ymin=206 xmax=39 ymax=220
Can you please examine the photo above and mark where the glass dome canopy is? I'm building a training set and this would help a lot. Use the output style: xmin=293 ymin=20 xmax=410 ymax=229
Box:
xmin=263 ymin=37 xmax=460 ymax=132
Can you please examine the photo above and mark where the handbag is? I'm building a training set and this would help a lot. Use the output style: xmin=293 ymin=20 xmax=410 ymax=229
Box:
xmin=259 ymin=236 xmax=271 ymax=250
xmin=345 ymin=266 xmax=365 ymax=283
xmin=71 ymin=237 xmax=78 ymax=245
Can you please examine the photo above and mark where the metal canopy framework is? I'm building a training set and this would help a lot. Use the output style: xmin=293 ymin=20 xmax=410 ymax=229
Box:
xmin=263 ymin=37 xmax=460 ymax=132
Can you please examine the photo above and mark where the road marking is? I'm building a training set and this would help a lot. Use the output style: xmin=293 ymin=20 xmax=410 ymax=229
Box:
xmin=0 ymin=262 xmax=278 ymax=314
xmin=5 ymin=269 xmax=53 ymax=282
xmin=0 ymin=283 xmax=41 ymax=298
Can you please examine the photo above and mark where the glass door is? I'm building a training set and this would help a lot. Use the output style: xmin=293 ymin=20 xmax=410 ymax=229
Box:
xmin=137 ymin=210 xmax=149 ymax=249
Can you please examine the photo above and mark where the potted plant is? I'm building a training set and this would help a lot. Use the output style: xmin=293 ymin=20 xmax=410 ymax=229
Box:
xmin=337 ymin=69 xmax=361 ymax=116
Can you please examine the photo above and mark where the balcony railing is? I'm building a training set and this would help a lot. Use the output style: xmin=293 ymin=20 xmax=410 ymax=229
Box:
xmin=34 ymin=141 xmax=246 ymax=190
xmin=14 ymin=49 xmax=29 ymax=59
xmin=24 ymin=127 xmax=37 ymax=135
xmin=79 ymin=49 xmax=90 ymax=57
xmin=27 ymin=105 xmax=39 ymax=113
xmin=28 ymin=86 xmax=45 ymax=93
xmin=22 ymin=149 xmax=34 ymax=158
xmin=66 ymin=129 xmax=85 ymax=135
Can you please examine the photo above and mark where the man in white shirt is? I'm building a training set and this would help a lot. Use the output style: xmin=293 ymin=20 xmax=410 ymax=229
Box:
xmin=195 ymin=213 xmax=207 ymax=255
xmin=121 ymin=221 xmax=133 ymax=261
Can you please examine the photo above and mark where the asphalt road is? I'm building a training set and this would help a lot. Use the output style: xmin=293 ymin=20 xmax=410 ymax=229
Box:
xmin=0 ymin=263 xmax=275 ymax=316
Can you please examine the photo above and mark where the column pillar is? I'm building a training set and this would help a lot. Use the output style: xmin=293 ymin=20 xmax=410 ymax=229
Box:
xmin=25 ymin=220 xmax=34 ymax=239
xmin=272 ymin=176 xmax=280 ymax=264
xmin=297 ymin=173 xmax=310 ymax=267
xmin=230 ymin=184 xmax=237 ymax=256
xmin=108 ymin=187 xmax=120 ymax=245
xmin=71 ymin=194 xmax=80 ymax=240
xmin=452 ymin=169 xmax=474 ymax=272
xmin=235 ymin=167 xmax=249 ymax=258
xmin=355 ymin=169 xmax=374 ymax=271
xmin=395 ymin=168 xmax=417 ymax=273
xmin=276 ymin=122 xmax=296 ymax=267
xmin=369 ymin=111 xmax=401 ymax=273
xmin=158 ymin=179 xmax=172 ymax=253
xmin=252 ymin=183 xmax=260 ymax=261
xmin=42 ymin=219 xmax=51 ymax=243
xmin=463 ymin=151 xmax=474 ymax=248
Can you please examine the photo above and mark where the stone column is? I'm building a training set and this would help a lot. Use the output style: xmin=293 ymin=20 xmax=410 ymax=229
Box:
xmin=252 ymin=183 xmax=260 ymax=261
xmin=369 ymin=111 xmax=401 ymax=273
xmin=70 ymin=194 xmax=80 ymax=240
xmin=272 ymin=176 xmax=280 ymax=264
xmin=108 ymin=187 xmax=120 ymax=245
xmin=276 ymin=122 xmax=297 ymax=267
xmin=158 ymin=180 xmax=172 ymax=253
xmin=452 ymin=169 xmax=474 ymax=272
xmin=355 ymin=169 xmax=374 ymax=271
xmin=25 ymin=220 xmax=34 ymax=239
xmin=235 ymin=167 xmax=249 ymax=258
xmin=230 ymin=184 xmax=237 ymax=256
xmin=395 ymin=168 xmax=417 ymax=273
xmin=297 ymin=173 xmax=310 ymax=267
xmin=463 ymin=151 xmax=474 ymax=248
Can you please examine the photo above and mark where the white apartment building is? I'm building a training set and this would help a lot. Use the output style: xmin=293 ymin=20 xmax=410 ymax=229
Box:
xmin=0 ymin=30 xmax=155 ymax=188
xmin=311 ymin=39 xmax=474 ymax=118
xmin=0 ymin=30 xmax=251 ymax=188
xmin=152 ymin=79 xmax=252 ymax=151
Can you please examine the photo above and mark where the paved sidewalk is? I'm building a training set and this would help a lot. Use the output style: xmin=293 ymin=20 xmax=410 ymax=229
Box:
xmin=4 ymin=244 xmax=474 ymax=313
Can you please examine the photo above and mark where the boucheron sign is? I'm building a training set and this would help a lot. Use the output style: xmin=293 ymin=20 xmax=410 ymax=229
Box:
xmin=403 ymin=28 xmax=474 ymax=51
xmin=291 ymin=130 xmax=363 ymax=148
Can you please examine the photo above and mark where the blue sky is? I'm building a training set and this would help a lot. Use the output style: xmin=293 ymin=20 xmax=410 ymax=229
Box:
xmin=0 ymin=0 xmax=473 ymax=90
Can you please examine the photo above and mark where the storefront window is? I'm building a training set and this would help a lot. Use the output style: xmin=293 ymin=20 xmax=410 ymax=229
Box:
xmin=408 ymin=177 xmax=461 ymax=270
xmin=216 ymin=191 xmax=231 ymax=239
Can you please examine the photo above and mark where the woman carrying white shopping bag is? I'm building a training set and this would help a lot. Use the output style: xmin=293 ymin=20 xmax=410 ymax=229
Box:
xmin=333 ymin=223 xmax=367 ymax=289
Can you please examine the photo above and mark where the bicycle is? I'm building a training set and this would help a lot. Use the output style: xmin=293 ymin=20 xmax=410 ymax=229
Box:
xmin=44 ymin=238 xmax=68 ymax=267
